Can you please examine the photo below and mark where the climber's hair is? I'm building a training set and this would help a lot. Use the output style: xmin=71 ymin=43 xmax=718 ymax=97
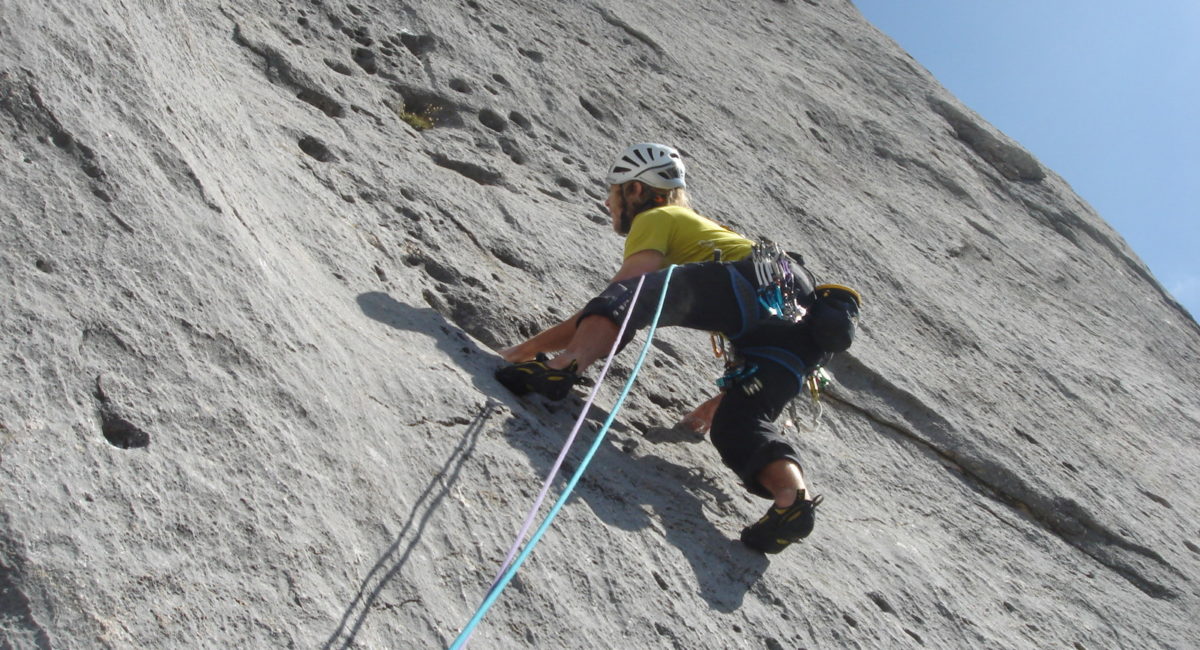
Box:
xmin=613 ymin=182 xmax=691 ymax=234
xmin=617 ymin=182 xmax=690 ymax=211
xmin=642 ymin=184 xmax=690 ymax=209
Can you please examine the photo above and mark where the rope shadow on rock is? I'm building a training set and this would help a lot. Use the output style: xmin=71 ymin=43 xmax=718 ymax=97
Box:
xmin=321 ymin=400 xmax=499 ymax=649
xmin=357 ymin=291 xmax=767 ymax=611
xmin=498 ymin=408 xmax=768 ymax=613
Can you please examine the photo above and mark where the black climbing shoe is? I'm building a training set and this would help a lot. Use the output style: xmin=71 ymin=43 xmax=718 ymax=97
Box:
xmin=495 ymin=354 xmax=589 ymax=401
xmin=740 ymin=491 xmax=823 ymax=554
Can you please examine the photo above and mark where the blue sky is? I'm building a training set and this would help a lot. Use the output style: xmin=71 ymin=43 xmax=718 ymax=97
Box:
xmin=852 ymin=1 xmax=1199 ymax=320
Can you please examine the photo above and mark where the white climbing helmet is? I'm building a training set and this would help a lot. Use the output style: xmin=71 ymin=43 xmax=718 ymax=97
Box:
xmin=604 ymin=143 xmax=686 ymax=189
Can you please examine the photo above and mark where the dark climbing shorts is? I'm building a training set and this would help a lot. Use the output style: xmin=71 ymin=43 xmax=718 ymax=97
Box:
xmin=579 ymin=258 xmax=824 ymax=499
xmin=579 ymin=260 xmax=743 ymax=339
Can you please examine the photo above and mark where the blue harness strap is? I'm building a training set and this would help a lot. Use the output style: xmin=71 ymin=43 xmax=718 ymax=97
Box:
xmin=722 ymin=258 xmax=815 ymax=390
xmin=736 ymin=345 xmax=810 ymax=387
xmin=725 ymin=265 xmax=761 ymax=339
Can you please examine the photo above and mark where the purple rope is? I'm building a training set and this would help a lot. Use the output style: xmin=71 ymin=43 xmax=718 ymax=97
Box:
xmin=488 ymin=275 xmax=646 ymax=588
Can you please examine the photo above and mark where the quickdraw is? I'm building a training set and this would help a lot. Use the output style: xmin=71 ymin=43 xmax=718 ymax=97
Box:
xmin=789 ymin=367 xmax=833 ymax=434
xmin=750 ymin=239 xmax=805 ymax=323
xmin=805 ymin=368 xmax=832 ymax=403
xmin=716 ymin=361 xmax=762 ymax=395
xmin=709 ymin=332 xmax=727 ymax=359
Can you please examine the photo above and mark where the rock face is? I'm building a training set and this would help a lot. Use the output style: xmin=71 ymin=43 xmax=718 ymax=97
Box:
xmin=2 ymin=1 xmax=1198 ymax=647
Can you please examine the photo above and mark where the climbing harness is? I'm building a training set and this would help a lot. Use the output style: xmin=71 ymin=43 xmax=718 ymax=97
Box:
xmin=451 ymin=267 xmax=678 ymax=649
xmin=716 ymin=361 xmax=761 ymax=395
xmin=713 ymin=240 xmax=852 ymax=431
xmin=714 ymin=240 xmax=813 ymax=397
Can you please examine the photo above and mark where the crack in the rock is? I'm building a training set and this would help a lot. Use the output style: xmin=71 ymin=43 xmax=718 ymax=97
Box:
xmin=596 ymin=7 xmax=666 ymax=57
xmin=825 ymin=356 xmax=1179 ymax=600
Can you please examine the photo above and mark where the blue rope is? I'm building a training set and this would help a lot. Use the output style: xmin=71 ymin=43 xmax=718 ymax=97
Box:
xmin=449 ymin=265 xmax=677 ymax=649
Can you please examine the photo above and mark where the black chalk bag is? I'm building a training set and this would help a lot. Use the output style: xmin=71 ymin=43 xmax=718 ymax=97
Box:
xmin=804 ymin=284 xmax=862 ymax=353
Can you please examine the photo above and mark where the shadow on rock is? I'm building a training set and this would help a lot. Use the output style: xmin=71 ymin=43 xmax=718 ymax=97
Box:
xmin=357 ymin=290 xmax=505 ymax=390
xmin=499 ymin=407 xmax=768 ymax=612
xmin=322 ymin=400 xmax=499 ymax=649
xmin=358 ymin=291 xmax=768 ymax=611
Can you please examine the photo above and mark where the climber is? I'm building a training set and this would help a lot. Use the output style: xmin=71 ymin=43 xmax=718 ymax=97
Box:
xmin=495 ymin=143 xmax=861 ymax=554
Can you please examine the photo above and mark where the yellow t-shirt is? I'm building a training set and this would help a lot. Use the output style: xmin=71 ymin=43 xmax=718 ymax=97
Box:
xmin=623 ymin=206 xmax=753 ymax=265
